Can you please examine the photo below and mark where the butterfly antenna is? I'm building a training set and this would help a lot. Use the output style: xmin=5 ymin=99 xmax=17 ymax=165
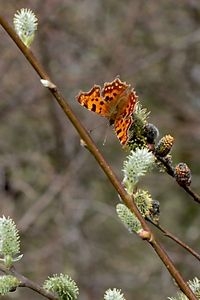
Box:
xmin=87 ymin=122 xmax=109 ymax=145
xmin=103 ymin=123 xmax=110 ymax=146
xmin=89 ymin=125 xmax=100 ymax=135
xmin=103 ymin=134 xmax=107 ymax=146
xmin=88 ymin=121 xmax=107 ymax=135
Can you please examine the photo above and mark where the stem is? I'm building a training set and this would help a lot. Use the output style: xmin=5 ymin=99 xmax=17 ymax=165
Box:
xmin=147 ymin=218 xmax=200 ymax=261
xmin=0 ymin=16 xmax=198 ymax=300
xmin=0 ymin=265 xmax=58 ymax=300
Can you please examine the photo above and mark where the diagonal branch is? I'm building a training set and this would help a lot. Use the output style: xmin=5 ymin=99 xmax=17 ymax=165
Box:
xmin=147 ymin=218 xmax=200 ymax=261
xmin=0 ymin=16 xmax=198 ymax=300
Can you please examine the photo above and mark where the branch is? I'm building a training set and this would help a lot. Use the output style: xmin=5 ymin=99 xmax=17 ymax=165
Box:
xmin=0 ymin=265 xmax=58 ymax=300
xmin=0 ymin=16 xmax=198 ymax=300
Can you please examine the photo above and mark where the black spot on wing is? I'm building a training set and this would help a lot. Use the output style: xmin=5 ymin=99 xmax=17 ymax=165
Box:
xmin=91 ymin=104 xmax=96 ymax=112
xmin=105 ymin=96 xmax=113 ymax=102
xmin=116 ymin=128 xmax=122 ymax=135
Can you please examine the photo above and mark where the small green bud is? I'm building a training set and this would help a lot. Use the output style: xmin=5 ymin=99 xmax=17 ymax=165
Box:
xmin=43 ymin=273 xmax=79 ymax=300
xmin=134 ymin=189 xmax=153 ymax=218
xmin=127 ymin=102 xmax=150 ymax=150
xmin=0 ymin=275 xmax=20 ymax=295
xmin=134 ymin=102 xmax=150 ymax=124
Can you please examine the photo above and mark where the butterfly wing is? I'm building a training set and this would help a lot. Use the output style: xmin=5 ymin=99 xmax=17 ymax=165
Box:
xmin=118 ymin=89 xmax=138 ymax=118
xmin=113 ymin=90 xmax=138 ymax=145
xmin=102 ymin=78 xmax=138 ymax=121
xmin=102 ymin=77 xmax=129 ymax=101
xmin=77 ymin=85 xmax=110 ymax=117
xmin=114 ymin=116 xmax=133 ymax=145
xmin=77 ymin=78 xmax=138 ymax=146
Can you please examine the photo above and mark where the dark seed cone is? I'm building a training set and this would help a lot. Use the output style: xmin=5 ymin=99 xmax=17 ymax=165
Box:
xmin=149 ymin=199 xmax=160 ymax=224
xmin=143 ymin=123 xmax=159 ymax=145
xmin=155 ymin=134 xmax=174 ymax=157
xmin=175 ymin=163 xmax=192 ymax=186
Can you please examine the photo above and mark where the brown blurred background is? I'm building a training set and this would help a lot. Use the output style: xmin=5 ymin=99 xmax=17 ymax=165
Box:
xmin=0 ymin=1 xmax=200 ymax=299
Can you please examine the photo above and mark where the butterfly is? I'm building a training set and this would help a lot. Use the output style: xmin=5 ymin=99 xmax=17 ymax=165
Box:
xmin=76 ymin=77 xmax=138 ymax=146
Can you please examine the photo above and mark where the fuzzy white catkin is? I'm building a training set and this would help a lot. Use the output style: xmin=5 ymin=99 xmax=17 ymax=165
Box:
xmin=104 ymin=288 xmax=126 ymax=300
xmin=13 ymin=8 xmax=38 ymax=47
xmin=122 ymin=148 xmax=155 ymax=194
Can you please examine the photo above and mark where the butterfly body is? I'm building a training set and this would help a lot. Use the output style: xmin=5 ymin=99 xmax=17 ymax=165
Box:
xmin=77 ymin=77 xmax=138 ymax=145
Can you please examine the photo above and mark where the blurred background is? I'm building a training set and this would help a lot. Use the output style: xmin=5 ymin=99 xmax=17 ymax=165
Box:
xmin=0 ymin=1 xmax=200 ymax=299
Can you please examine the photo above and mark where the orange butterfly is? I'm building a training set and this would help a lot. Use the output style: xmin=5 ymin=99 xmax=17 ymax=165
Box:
xmin=77 ymin=77 xmax=138 ymax=145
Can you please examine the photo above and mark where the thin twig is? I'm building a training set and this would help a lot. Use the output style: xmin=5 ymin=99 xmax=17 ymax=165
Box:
xmin=0 ymin=16 xmax=198 ymax=300
xmin=147 ymin=218 xmax=200 ymax=261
